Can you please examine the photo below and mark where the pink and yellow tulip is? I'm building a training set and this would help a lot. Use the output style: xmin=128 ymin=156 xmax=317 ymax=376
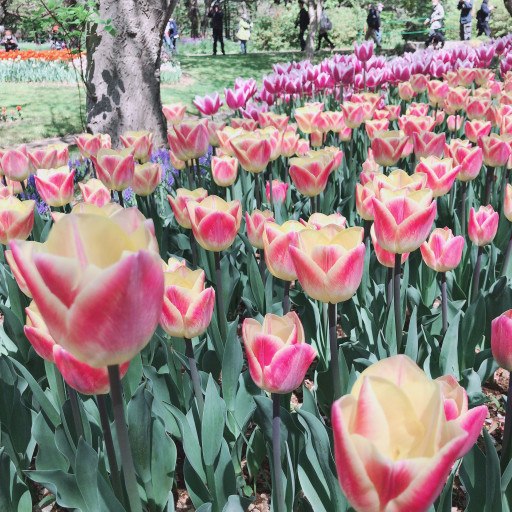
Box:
xmin=468 ymin=205 xmax=499 ymax=246
xmin=120 ymin=131 xmax=154 ymax=163
xmin=420 ymin=227 xmax=464 ymax=272
xmin=0 ymin=196 xmax=35 ymax=245
xmin=168 ymin=188 xmax=208 ymax=229
xmin=79 ymin=179 xmax=111 ymax=208
xmin=131 ymin=163 xmax=162 ymax=197
xmin=91 ymin=148 xmax=135 ymax=191
xmin=491 ymin=310 xmax=512 ymax=371
xmin=35 ymin=166 xmax=76 ymax=208
xmin=246 ymin=209 xmax=274 ymax=249
xmin=211 ymin=156 xmax=238 ymax=187
xmin=414 ymin=157 xmax=461 ymax=197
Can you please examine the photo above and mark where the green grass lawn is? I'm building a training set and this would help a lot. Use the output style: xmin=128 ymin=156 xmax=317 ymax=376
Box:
xmin=0 ymin=51 xmax=326 ymax=146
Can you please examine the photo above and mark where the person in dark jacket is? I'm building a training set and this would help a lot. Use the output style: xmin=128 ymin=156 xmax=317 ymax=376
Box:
xmin=457 ymin=0 xmax=473 ymax=40
xmin=365 ymin=3 xmax=383 ymax=47
xmin=295 ymin=1 xmax=309 ymax=51
xmin=1 ymin=30 xmax=19 ymax=52
xmin=476 ymin=0 xmax=495 ymax=37
xmin=208 ymin=4 xmax=225 ymax=55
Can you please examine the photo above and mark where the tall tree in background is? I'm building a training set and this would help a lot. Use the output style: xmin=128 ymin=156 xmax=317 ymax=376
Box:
xmin=185 ymin=0 xmax=200 ymax=37
xmin=86 ymin=0 xmax=178 ymax=146
xmin=505 ymin=0 xmax=512 ymax=17
xmin=305 ymin=0 xmax=321 ymax=59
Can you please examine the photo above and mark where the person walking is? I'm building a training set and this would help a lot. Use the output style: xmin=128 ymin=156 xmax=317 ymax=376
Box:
xmin=457 ymin=0 xmax=473 ymax=40
xmin=165 ymin=18 xmax=179 ymax=55
xmin=317 ymin=8 xmax=334 ymax=50
xmin=208 ymin=3 xmax=225 ymax=55
xmin=365 ymin=3 xmax=383 ymax=48
xmin=424 ymin=0 xmax=445 ymax=48
xmin=476 ymin=0 xmax=495 ymax=37
xmin=295 ymin=1 xmax=309 ymax=52
xmin=236 ymin=15 xmax=252 ymax=54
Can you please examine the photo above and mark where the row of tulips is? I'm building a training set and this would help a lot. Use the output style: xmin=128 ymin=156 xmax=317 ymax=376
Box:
xmin=3 ymin=36 xmax=512 ymax=512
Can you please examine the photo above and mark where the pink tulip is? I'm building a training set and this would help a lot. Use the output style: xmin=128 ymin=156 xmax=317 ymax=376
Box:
xmin=398 ymin=82 xmax=415 ymax=101
xmin=131 ymin=163 xmax=162 ymax=197
xmin=231 ymin=118 xmax=258 ymax=131
xmin=371 ymin=225 xmax=410 ymax=268
xmin=75 ymin=133 xmax=109 ymax=160
xmin=371 ymin=131 xmax=409 ymax=167
xmin=354 ymin=41 xmax=373 ymax=62
xmin=505 ymin=184 xmax=512 ymax=222
xmin=120 ymin=131 xmax=154 ymax=163
xmin=0 ymin=145 xmax=30 ymax=182
xmin=79 ymin=179 xmax=111 ymax=207
xmin=399 ymin=116 xmax=435 ymax=140
xmin=468 ymin=205 xmax=499 ymax=246
xmin=53 ymin=345 xmax=130 ymax=395
xmin=356 ymin=182 xmax=376 ymax=221
xmin=162 ymin=103 xmax=187 ymax=125
xmin=193 ymin=91 xmax=223 ymax=116
xmin=478 ymin=134 xmax=512 ymax=167
xmin=415 ymin=157 xmax=461 ymax=197
xmin=168 ymin=187 xmax=208 ymax=229
xmin=427 ymin=80 xmax=449 ymax=107
xmin=465 ymin=120 xmax=492 ymax=143
xmin=420 ymin=227 xmax=464 ymax=272
xmin=224 ymin=87 xmax=247 ymax=110
xmin=211 ymin=155 xmax=237 ymax=187
xmin=29 ymin=144 xmax=69 ymax=172
xmin=230 ymin=134 xmax=272 ymax=174
xmin=35 ymin=166 xmax=75 ymax=208
xmin=466 ymin=98 xmax=492 ymax=121
xmin=207 ymin=120 xmax=227 ymax=147
xmin=263 ymin=220 xmax=308 ymax=281
xmin=365 ymin=119 xmax=389 ymax=141
xmin=169 ymin=150 xmax=187 ymax=171
xmin=259 ymin=112 xmax=289 ymax=131
xmin=412 ymin=131 xmax=446 ymax=159
xmin=5 ymin=249 xmax=31 ymax=297
xmin=91 ymin=148 xmax=135 ymax=191
xmin=10 ymin=213 xmax=164 ymax=367
xmin=374 ymin=169 xmax=426 ymax=195
xmin=280 ymin=128 xmax=300 ymax=158
xmin=289 ymin=152 xmax=334 ymax=197
xmin=24 ymin=301 xmax=56 ymax=362
xmin=453 ymin=145 xmax=483 ymax=182
xmin=243 ymin=312 xmax=316 ymax=394
xmin=372 ymin=189 xmax=437 ymax=253
xmin=302 ymin=212 xmax=347 ymax=230
xmin=0 ymin=196 xmax=35 ymax=245
xmin=332 ymin=355 xmax=487 ymax=512
xmin=491 ymin=310 xmax=512 ymax=371
xmin=266 ymin=179 xmax=289 ymax=205
xmin=187 ymin=195 xmax=242 ymax=252
xmin=445 ymin=87 xmax=470 ymax=114
xmin=290 ymin=226 xmax=365 ymax=303
xmin=160 ymin=265 xmax=215 ymax=339
xmin=447 ymin=115 xmax=463 ymax=132
xmin=168 ymin=120 xmax=210 ymax=162
xmin=246 ymin=209 xmax=275 ymax=249
xmin=340 ymin=102 xmax=365 ymax=129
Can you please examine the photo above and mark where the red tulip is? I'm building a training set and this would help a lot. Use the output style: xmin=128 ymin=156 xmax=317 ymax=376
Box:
xmin=243 ymin=312 xmax=316 ymax=393
xmin=468 ymin=205 xmax=499 ymax=246
xmin=420 ymin=227 xmax=464 ymax=272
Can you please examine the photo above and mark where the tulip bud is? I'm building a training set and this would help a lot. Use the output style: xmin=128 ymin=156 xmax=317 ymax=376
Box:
xmin=420 ymin=227 xmax=464 ymax=272
xmin=468 ymin=205 xmax=499 ymax=246
xmin=492 ymin=310 xmax=512 ymax=371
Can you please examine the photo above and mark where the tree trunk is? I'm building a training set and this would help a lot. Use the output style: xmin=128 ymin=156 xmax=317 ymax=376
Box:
xmin=86 ymin=0 xmax=177 ymax=147
xmin=505 ymin=0 xmax=512 ymax=17
xmin=0 ymin=0 xmax=7 ymax=25
xmin=305 ymin=0 xmax=322 ymax=60
xmin=185 ymin=0 xmax=200 ymax=38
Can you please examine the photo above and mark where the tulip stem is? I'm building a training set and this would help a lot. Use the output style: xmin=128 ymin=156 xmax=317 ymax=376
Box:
xmin=189 ymin=230 xmax=198 ymax=268
xmin=268 ymin=165 xmax=274 ymax=212
xmin=329 ymin=302 xmax=342 ymax=401
xmin=108 ymin=364 xmax=142 ymax=512
xmin=386 ymin=267 xmax=393 ymax=314
xmin=20 ymin=181 xmax=28 ymax=200
xmin=187 ymin=161 xmax=195 ymax=189
xmin=310 ymin=196 xmax=316 ymax=214
xmin=68 ymin=386 xmax=85 ymax=440
xmin=254 ymin=172 xmax=261 ymax=210
xmin=271 ymin=393 xmax=285 ymax=512
xmin=461 ymin=182 xmax=467 ymax=238
xmin=441 ymin=272 xmax=448 ymax=336
xmin=185 ymin=337 xmax=204 ymax=417
xmin=117 ymin=191 xmax=124 ymax=208
xmin=283 ymin=280 xmax=290 ymax=315
xmin=484 ymin=166 xmax=495 ymax=205
xmin=471 ymin=246 xmax=484 ymax=303
xmin=317 ymin=195 xmax=321 ymax=214
xmin=97 ymin=394 xmax=123 ymax=502
xmin=394 ymin=253 xmax=402 ymax=352
xmin=500 ymin=167 xmax=508 ymax=208
xmin=501 ymin=378 xmax=512 ymax=471
xmin=143 ymin=196 xmax=151 ymax=217
xmin=502 ymin=230 xmax=512 ymax=277
xmin=214 ymin=251 xmax=227 ymax=340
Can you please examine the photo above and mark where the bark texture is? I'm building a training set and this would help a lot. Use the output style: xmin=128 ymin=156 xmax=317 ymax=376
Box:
xmin=505 ymin=0 xmax=512 ymax=18
xmin=86 ymin=0 xmax=177 ymax=147
xmin=185 ymin=0 xmax=200 ymax=38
